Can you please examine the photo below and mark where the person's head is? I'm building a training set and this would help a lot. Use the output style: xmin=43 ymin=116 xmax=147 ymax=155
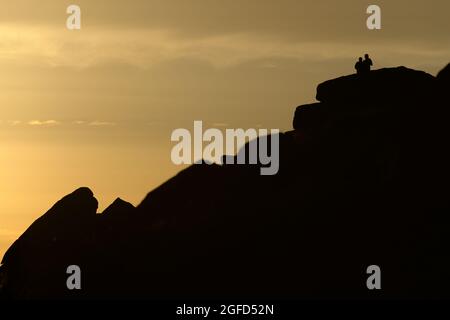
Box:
xmin=365 ymin=54 xmax=369 ymax=59
xmin=359 ymin=57 xmax=363 ymax=62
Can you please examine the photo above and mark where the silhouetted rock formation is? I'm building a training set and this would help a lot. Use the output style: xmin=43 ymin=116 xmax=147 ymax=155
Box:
xmin=437 ymin=63 xmax=450 ymax=82
xmin=1 ymin=63 xmax=450 ymax=300
xmin=0 ymin=187 xmax=97 ymax=298
xmin=101 ymin=198 xmax=135 ymax=220
xmin=316 ymin=66 xmax=435 ymax=105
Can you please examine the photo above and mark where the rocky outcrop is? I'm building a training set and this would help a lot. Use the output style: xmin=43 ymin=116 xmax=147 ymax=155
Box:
xmin=316 ymin=66 xmax=435 ymax=106
xmin=1 ymin=63 xmax=450 ymax=299
xmin=101 ymin=198 xmax=135 ymax=220
xmin=0 ymin=187 xmax=97 ymax=298
xmin=437 ymin=63 xmax=450 ymax=82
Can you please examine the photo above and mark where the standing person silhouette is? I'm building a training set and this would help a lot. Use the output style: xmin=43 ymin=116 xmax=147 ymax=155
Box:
xmin=355 ymin=57 xmax=364 ymax=75
xmin=363 ymin=54 xmax=373 ymax=73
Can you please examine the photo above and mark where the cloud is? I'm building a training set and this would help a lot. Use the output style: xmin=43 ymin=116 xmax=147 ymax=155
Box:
xmin=1 ymin=1 xmax=449 ymax=44
xmin=0 ymin=22 xmax=448 ymax=71
xmin=89 ymin=121 xmax=116 ymax=126
xmin=12 ymin=120 xmax=118 ymax=127
xmin=28 ymin=120 xmax=60 ymax=126
xmin=8 ymin=120 xmax=21 ymax=126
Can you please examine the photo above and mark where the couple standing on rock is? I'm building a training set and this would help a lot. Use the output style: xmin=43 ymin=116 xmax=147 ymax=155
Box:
xmin=355 ymin=54 xmax=373 ymax=75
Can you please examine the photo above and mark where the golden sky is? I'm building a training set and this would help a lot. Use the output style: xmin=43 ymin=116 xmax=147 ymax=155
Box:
xmin=0 ymin=0 xmax=449 ymax=258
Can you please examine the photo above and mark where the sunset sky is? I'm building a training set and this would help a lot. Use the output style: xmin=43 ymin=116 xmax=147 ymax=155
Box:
xmin=0 ymin=0 xmax=449 ymax=258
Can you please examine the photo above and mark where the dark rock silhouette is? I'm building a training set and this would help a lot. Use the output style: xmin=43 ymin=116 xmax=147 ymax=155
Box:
xmin=437 ymin=63 xmax=450 ymax=81
xmin=100 ymin=198 xmax=135 ymax=220
xmin=437 ymin=63 xmax=450 ymax=100
xmin=1 ymin=63 xmax=450 ymax=299
xmin=0 ymin=187 xmax=97 ymax=298
xmin=316 ymin=66 xmax=434 ymax=105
